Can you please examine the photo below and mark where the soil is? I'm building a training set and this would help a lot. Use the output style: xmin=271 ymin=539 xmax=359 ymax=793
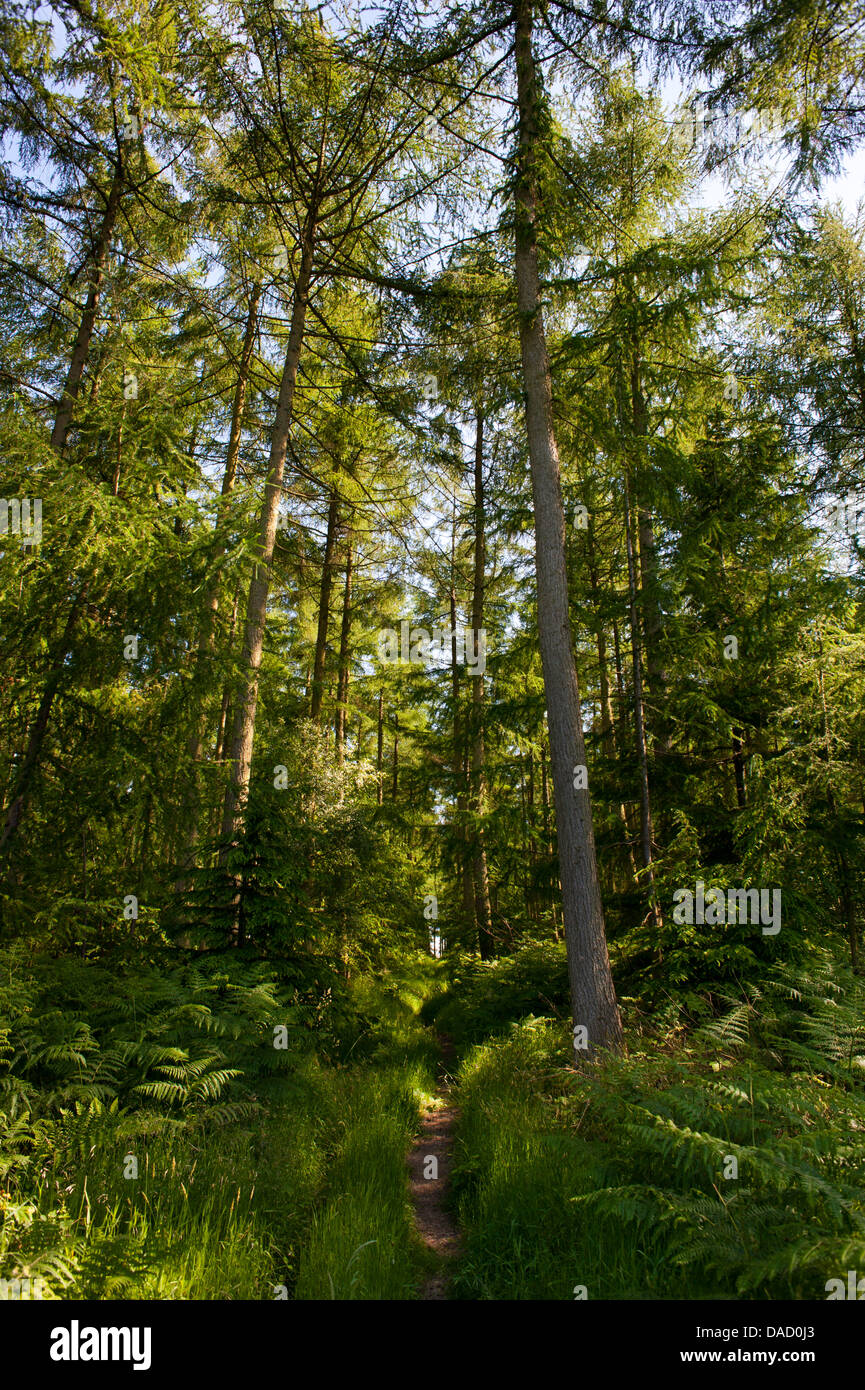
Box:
xmin=407 ymin=1035 xmax=462 ymax=1300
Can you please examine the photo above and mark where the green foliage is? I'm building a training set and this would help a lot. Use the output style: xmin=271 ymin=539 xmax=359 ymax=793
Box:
xmin=0 ymin=942 xmax=441 ymax=1300
xmin=294 ymin=1059 xmax=435 ymax=1300
xmin=450 ymin=950 xmax=865 ymax=1300
xmin=1 ymin=0 xmax=864 ymax=1311
xmin=423 ymin=940 xmax=570 ymax=1045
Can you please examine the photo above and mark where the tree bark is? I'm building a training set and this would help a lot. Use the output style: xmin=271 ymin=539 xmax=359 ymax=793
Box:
xmin=513 ymin=0 xmax=622 ymax=1052
xmin=450 ymin=579 xmax=476 ymax=938
xmin=540 ymin=739 xmax=560 ymax=939
xmin=220 ymin=231 xmax=315 ymax=868
xmin=51 ymin=166 xmax=124 ymax=452
xmin=623 ymin=467 xmax=662 ymax=930
xmin=189 ymin=282 xmax=261 ymax=762
xmin=335 ymin=533 xmax=353 ymax=763
xmin=179 ymin=284 xmax=261 ymax=872
xmin=376 ymin=688 xmax=384 ymax=805
xmin=584 ymin=512 xmax=616 ymax=757
xmin=311 ymin=483 xmax=340 ymax=723
xmin=470 ymin=413 xmax=494 ymax=958
xmin=214 ymin=589 xmax=241 ymax=765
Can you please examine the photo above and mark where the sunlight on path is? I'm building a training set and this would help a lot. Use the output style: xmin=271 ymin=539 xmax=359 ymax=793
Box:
xmin=407 ymin=1039 xmax=462 ymax=1299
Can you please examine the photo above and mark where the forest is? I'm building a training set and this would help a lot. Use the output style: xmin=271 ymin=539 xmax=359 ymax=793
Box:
xmin=1 ymin=0 xmax=865 ymax=1315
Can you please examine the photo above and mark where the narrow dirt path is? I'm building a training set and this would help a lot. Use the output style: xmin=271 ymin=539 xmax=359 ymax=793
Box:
xmin=407 ymin=1034 xmax=462 ymax=1300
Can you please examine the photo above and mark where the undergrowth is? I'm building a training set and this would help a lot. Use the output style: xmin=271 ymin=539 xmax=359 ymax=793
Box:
xmin=450 ymin=948 xmax=865 ymax=1300
xmin=0 ymin=943 xmax=439 ymax=1300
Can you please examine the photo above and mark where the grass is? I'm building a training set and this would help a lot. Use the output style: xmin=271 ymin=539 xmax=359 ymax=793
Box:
xmin=1 ymin=952 xmax=442 ymax=1301
xmin=294 ymin=1063 xmax=434 ymax=1299
xmin=449 ymin=1017 xmax=663 ymax=1301
xmin=449 ymin=985 xmax=865 ymax=1301
xmin=2 ymin=1059 xmax=335 ymax=1299
xmin=293 ymin=964 xmax=441 ymax=1299
xmin=5 ymin=941 xmax=864 ymax=1304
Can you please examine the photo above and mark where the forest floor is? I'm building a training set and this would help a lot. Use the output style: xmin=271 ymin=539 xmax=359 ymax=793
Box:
xmin=407 ymin=1034 xmax=462 ymax=1299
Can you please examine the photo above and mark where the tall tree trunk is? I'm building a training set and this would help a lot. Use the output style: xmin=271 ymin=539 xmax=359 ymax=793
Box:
xmin=391 ymin=713 xmax=399 ymax=801
xmin=51 ymin=166 xmax=124 ymax=451
xmin=376 ymin=689 xmax=384 ymax=805
xmin=220 ymin=232 xmax=315 ymax=876
xmin=311 ymin=483 xmax=340 ymax=723
xmin=189 ymin=282 xmax=261 ymax=767
xmin=623 ymin=469 xmax=662 ymax=930
xmin=540 ymin=740 xmax=560 ymax=940
xmin=214 ymin=590 xmax=241 ymax=766
xmin=513 ymin=0 xmax=621 ymax=1053
xmin=611 ymin=615 xmax=628 ymax=745
xmin=592 ymin=597 xmax=636 ymax=890
xmin=450 ymin=580 xmax=476 ymax=938
xmin=610 ymin=610 xmax=640 ymax=882
xmin=470 ymin=412 xmax=494 ymax=958
xmin=335 ymin=533 xmax=353 ymax=763
xmin=596 ymin=629 xmax=615 ymax=753
xmin=629 ymin=325 xmax=669 ymax=760
xmin=585 ymin=513 xmax=616 ymax=757
xmin=179 ymin=284 xmax=261 ymax=872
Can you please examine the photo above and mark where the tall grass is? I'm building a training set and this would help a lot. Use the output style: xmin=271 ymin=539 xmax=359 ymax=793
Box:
xmin=294 ymin=1063 xmax=435 ymax=1299
xmin=1 ymin=949 xmax=442 ymax=1301
xmin=450 ymin=961 xmax=865 ymax=1302
xmin=294 ymin=967 xmax=440 ymax=1300
xmin=450 ymin=1018 xmax=667 ymax=1300
xmin=1 ymin=1058 xmax=342 ymax=1299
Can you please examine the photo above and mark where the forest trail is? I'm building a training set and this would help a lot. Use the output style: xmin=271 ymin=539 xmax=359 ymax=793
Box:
xmin=408 ymin=1035 xmax=462 ymax=1300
